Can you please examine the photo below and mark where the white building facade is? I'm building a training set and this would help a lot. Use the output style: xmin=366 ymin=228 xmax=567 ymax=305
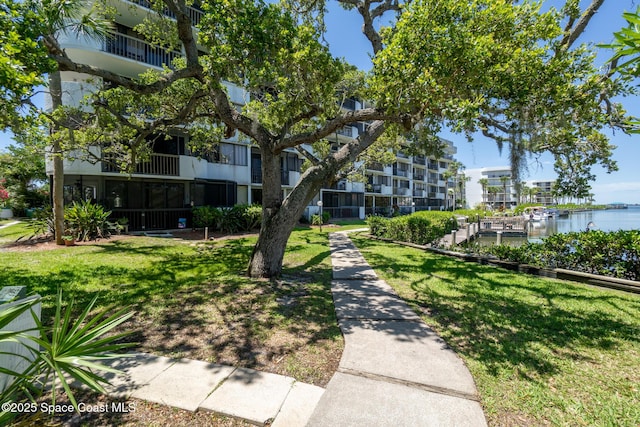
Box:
xmin=466 ymin=167 xmax=517 ymax=210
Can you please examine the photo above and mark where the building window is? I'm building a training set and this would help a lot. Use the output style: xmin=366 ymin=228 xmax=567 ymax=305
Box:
xmin=210 ymin=143 xmax=248 ymax=165
xmin=105 ymin=180 xmax=186 ymax=209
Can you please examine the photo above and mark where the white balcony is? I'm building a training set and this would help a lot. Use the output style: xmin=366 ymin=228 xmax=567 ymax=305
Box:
xmin=393 ymin=187 xmax=411 ymax=196
xmin=110 ymin=0 xmax=203 ymax=31
xmin=103 ymin=31 xmax=182 ymax=69
xmin=350 ymin=182 xmax=365 ymax=193
xmin=289 ymin=171 xmax=301 ymax=186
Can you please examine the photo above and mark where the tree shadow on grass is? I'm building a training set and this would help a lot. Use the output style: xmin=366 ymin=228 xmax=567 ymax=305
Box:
xmin=351 ymin=236 xmax=640 ymax=379
xmin=0 ymin=235 xmax=341 ymax=385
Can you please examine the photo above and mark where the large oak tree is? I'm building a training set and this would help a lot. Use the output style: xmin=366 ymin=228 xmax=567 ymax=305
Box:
xmin=1 ymin=0 xmax=631 ymax=278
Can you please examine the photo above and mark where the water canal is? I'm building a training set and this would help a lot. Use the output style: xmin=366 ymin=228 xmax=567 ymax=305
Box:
xmin=477 ymin=206 xmax=640 ymax=246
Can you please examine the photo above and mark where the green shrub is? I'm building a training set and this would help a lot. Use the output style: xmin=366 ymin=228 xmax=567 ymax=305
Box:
xmin=482 ymin=230 xmax=640 ymax=281
xmin=193 ymin=205 xmax=262 ymax=232
xmin=64 ymin=200 xmax=112 ymax=241
xmin=366 ymin=215 xmax=388 ymax=236
xmin=241 ymin=204 xmax=262 ymax=230
xmin=367 ymin=211 xmax=457 ymax=245
xmin=192 ymin=206 xmax=222 ymax=229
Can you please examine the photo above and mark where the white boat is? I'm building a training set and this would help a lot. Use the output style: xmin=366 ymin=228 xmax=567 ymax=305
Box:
xmin=523 ymin=206 xmax=548 ymax=221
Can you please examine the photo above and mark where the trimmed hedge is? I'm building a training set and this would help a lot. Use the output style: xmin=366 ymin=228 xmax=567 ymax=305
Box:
xmin=366 ymin=211 xmax=457 ymax=246
xmin=480 ymin=230 xmax=640 ymax=281
xmin=192 ymin=204 xmax=262 ymax=233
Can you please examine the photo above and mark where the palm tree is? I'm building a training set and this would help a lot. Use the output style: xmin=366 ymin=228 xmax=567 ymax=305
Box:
xmin=457 ymin=173 xmax=470 ymax=209
xmin=478 ymin=178 xmax=489 ymax=207
xmin=447 ymin=188 xmax=455 ymax=211
xmin=519 ymin=185 xmax=529 ymax=204
xmin=37 ymin=0 xmax=112 ymax=244
xmin=499 ymin=175 xmax=509 ymax=211
xmin=487 ymin=186 xmax=500 ymax=210
xmin=443 ymin=161 xmax=464 ymax=211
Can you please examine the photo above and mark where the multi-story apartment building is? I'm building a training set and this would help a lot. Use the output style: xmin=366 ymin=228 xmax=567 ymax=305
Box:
xmin=46 ymin=1 xmax=461 ymax=230
xmin=525 ymin=180 xmax=570 ymax=206
xmin=466 ymin=167 xmax=517 ymax=210
xmin=320 ymin=139 xmax=457 ymax=219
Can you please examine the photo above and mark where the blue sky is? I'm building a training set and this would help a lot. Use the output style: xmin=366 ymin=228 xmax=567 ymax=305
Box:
xmin=1 ymin=0 xmax=638 ymax=203
xmin=322 ymin=0 xmax=640 ymax=204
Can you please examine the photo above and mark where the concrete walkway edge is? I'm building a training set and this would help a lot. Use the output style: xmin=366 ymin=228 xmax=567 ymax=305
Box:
xmin=97 ymin=228 xmax=486 ymax=426
xmin=306 ymin=231 xmax=487 ymax=426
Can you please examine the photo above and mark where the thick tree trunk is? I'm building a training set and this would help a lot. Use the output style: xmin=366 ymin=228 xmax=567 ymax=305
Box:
xmin=247 ymin=121 xmax=387 ymax=279
xmin=49 ymin=71 xmax=65 ymax=245
xmin=247 ymin=148 xmax=324 ymax=278
xmin=248 ymin=211 xmax=300 ymax=278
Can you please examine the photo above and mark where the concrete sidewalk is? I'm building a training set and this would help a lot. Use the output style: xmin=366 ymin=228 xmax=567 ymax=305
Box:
xmin=101 ymin=353 xmax=324 ymax=426
xmin=306 ymin=231 xmax=487 ymax=426
xmin=100 ymin=229 xmax=485 ymax=426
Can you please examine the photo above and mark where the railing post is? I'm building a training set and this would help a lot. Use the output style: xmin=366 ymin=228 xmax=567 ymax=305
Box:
xmin=450 ymin=230 xmax=457 ymax=249
xmin=496 ymin=231 xmax=503 ymax=245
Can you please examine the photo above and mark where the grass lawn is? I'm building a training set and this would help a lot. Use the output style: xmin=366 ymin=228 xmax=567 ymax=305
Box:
xmin=0 ymin=220 xmax=32 ymax=245
xmin=350 ymin=235 xmax=640 ymax=427
xmin=0 ymin=226 xmax=344 ymax=388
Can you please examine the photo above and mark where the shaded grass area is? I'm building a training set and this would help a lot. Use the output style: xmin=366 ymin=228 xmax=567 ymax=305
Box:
xmin=0 ymin=229 xmax=343 ymax=387
xmin=351 ymin=235 xmax=640 ymax=426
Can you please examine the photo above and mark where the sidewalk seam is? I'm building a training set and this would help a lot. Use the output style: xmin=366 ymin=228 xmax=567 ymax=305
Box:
xmin=337 ymin=367 xmax=481 ymax=402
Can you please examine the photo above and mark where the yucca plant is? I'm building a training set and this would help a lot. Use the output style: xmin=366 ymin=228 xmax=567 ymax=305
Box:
xmin=64 ymin=200 xmax=112 ymax=241
xmin=0 ymin=291 xmax=134 ymax=423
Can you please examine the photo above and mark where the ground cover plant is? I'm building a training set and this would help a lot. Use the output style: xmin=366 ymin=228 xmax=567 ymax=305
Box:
xmin=0 ymin=226 xmax=343 ymax=424
xmin=478 ymin=230 xmax=640 ymax=281
xmin=350 ymin=234 xmax=640 ymax=426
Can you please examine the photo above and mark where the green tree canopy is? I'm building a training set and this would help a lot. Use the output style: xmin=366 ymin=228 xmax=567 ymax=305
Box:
xmin=0 ymin=0 xmax=632 ymax=277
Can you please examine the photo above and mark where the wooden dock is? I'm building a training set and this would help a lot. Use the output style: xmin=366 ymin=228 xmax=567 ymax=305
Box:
xmin=440 ymin=223 xmax=480 ymax=247
xmin=478 ymin=216 xmax=528 ymax=236
xmin=441 ymin=216 xmax=529 ymax=247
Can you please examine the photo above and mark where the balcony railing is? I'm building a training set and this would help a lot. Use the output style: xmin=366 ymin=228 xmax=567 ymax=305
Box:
xmin=251 ymin=170 xmax=289 ymax=185
xmin=367 ymin=162 xmax=384 ymax=172
xmin=103 ymin=31 xmax=182 ymax=68
xmin=393 ymin=168 xmax=409 ymax=177
xmin=326 ymin=180 xmax=347 ymax=190
xmin=393 ymin=187 xmax=410 ymax=196
xmin=413 ymin=156 xmax=426 ymax=165
xmin=413 ymin=174 xmax=424 ymax=181
xmin=413 ymin=190 xmax=425 ymax=197
xmin=428 ymin=162 xmax=438 ymax=170
xmin=102 ymin=152 xmax=179 ymax=176
xmin=336 ymin=127 xmax=353 ymax=137
xmin=127 ymin=0 xmax=204 ymax=26
xmin=340 ymin=98 xmax=357 ymax=110
xmin=396 ymin=151 xmax=409 ymax=159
